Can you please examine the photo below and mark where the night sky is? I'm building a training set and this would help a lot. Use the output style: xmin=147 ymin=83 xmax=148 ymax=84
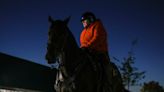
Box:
xmin=0 ymin=0 xmax=164 ymax=91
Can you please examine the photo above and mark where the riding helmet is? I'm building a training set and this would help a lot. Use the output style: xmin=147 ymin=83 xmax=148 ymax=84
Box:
xmin=81 ymin=12 xmax=96 ymax=22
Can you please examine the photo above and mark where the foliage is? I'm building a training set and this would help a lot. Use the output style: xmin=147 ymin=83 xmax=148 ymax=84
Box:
xmin=140 ymin=81 xmax=164 ymax=92
xmin=120 ymin=52 xmax=145 ymax=89
xmin=113 ymin=39 xmax=146 ymax=90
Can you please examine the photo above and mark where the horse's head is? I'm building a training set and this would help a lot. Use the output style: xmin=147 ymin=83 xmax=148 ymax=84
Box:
xmin=45 ymin=16 xmax=70 ymax=64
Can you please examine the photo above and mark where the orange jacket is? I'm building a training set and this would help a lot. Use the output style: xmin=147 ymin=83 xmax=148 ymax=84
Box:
xmin=80 ymin=20 xmax=108 ymax=52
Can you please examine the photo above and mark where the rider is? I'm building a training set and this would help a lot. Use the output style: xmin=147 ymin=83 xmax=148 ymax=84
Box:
xmin=80 ymin=11 xmax=111 ymax=90
xmin=80 ymin=11 xmax=109 ymax=65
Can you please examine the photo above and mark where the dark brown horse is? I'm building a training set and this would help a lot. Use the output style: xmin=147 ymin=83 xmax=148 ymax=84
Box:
xmin=45 ymin=16 xmax=126 ymax=92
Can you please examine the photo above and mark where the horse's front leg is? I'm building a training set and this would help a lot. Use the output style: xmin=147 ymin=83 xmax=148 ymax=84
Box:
xmin=55 ymin=71 xmax=64 ymax=92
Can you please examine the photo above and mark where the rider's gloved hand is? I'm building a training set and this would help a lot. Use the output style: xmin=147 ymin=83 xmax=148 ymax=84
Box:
xmin=81 ymin=47 xmax=89 ymax=53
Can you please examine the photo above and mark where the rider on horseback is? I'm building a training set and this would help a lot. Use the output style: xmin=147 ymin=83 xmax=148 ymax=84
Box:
xmin=80 ymin=11 xmax=112 ymax=91
xmin=46 ymin=14 xmax=125 ymax=92
xmin=80 ymin=11 xmax=109 ymax=62
xmin=80 ymin=12 xmax=126 ymax=92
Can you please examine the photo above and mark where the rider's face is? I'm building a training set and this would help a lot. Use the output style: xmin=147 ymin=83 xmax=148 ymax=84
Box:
xmin=82 ymin=19 xmax=90 ymax=28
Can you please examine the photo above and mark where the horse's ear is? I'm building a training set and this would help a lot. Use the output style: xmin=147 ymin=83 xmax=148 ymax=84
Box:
xmin=64 ymin=16 xmax=71 ymax=25
xmin=48 ymin=16 xmax=54 ymax=23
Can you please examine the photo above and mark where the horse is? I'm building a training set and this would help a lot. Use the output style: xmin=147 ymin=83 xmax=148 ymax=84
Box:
xmin=45 ymin=16 xmax=126 ymax=92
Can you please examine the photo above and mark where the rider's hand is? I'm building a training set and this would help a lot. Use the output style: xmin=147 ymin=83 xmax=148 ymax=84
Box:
xmin=81 ymin=47 xmax=89 ymax=53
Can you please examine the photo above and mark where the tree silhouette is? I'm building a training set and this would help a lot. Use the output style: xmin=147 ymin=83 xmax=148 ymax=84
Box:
xmin=140 ymin=81 xmax=164 ymax=92
xmin=113 ymin=39 xmax=146 ymax=90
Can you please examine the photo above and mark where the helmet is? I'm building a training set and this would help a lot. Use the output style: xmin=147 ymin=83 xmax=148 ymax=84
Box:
xmin=81 ymin=12 xmax=96 ymax=22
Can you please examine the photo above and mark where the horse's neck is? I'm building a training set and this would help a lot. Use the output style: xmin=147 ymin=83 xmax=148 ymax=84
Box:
xmin=63 ymin=31 xmax=81 ymax=75
xmin=65 ymin=34 xmax=80 ymax=64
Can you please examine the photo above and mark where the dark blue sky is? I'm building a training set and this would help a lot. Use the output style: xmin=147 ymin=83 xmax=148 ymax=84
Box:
xmin=0 ymin=0 xmax=164 ymax=91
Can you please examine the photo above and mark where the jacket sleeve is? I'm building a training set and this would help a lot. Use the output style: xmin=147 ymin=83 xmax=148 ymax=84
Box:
xmin=80 ymin=29 xmax=88 ymax=48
